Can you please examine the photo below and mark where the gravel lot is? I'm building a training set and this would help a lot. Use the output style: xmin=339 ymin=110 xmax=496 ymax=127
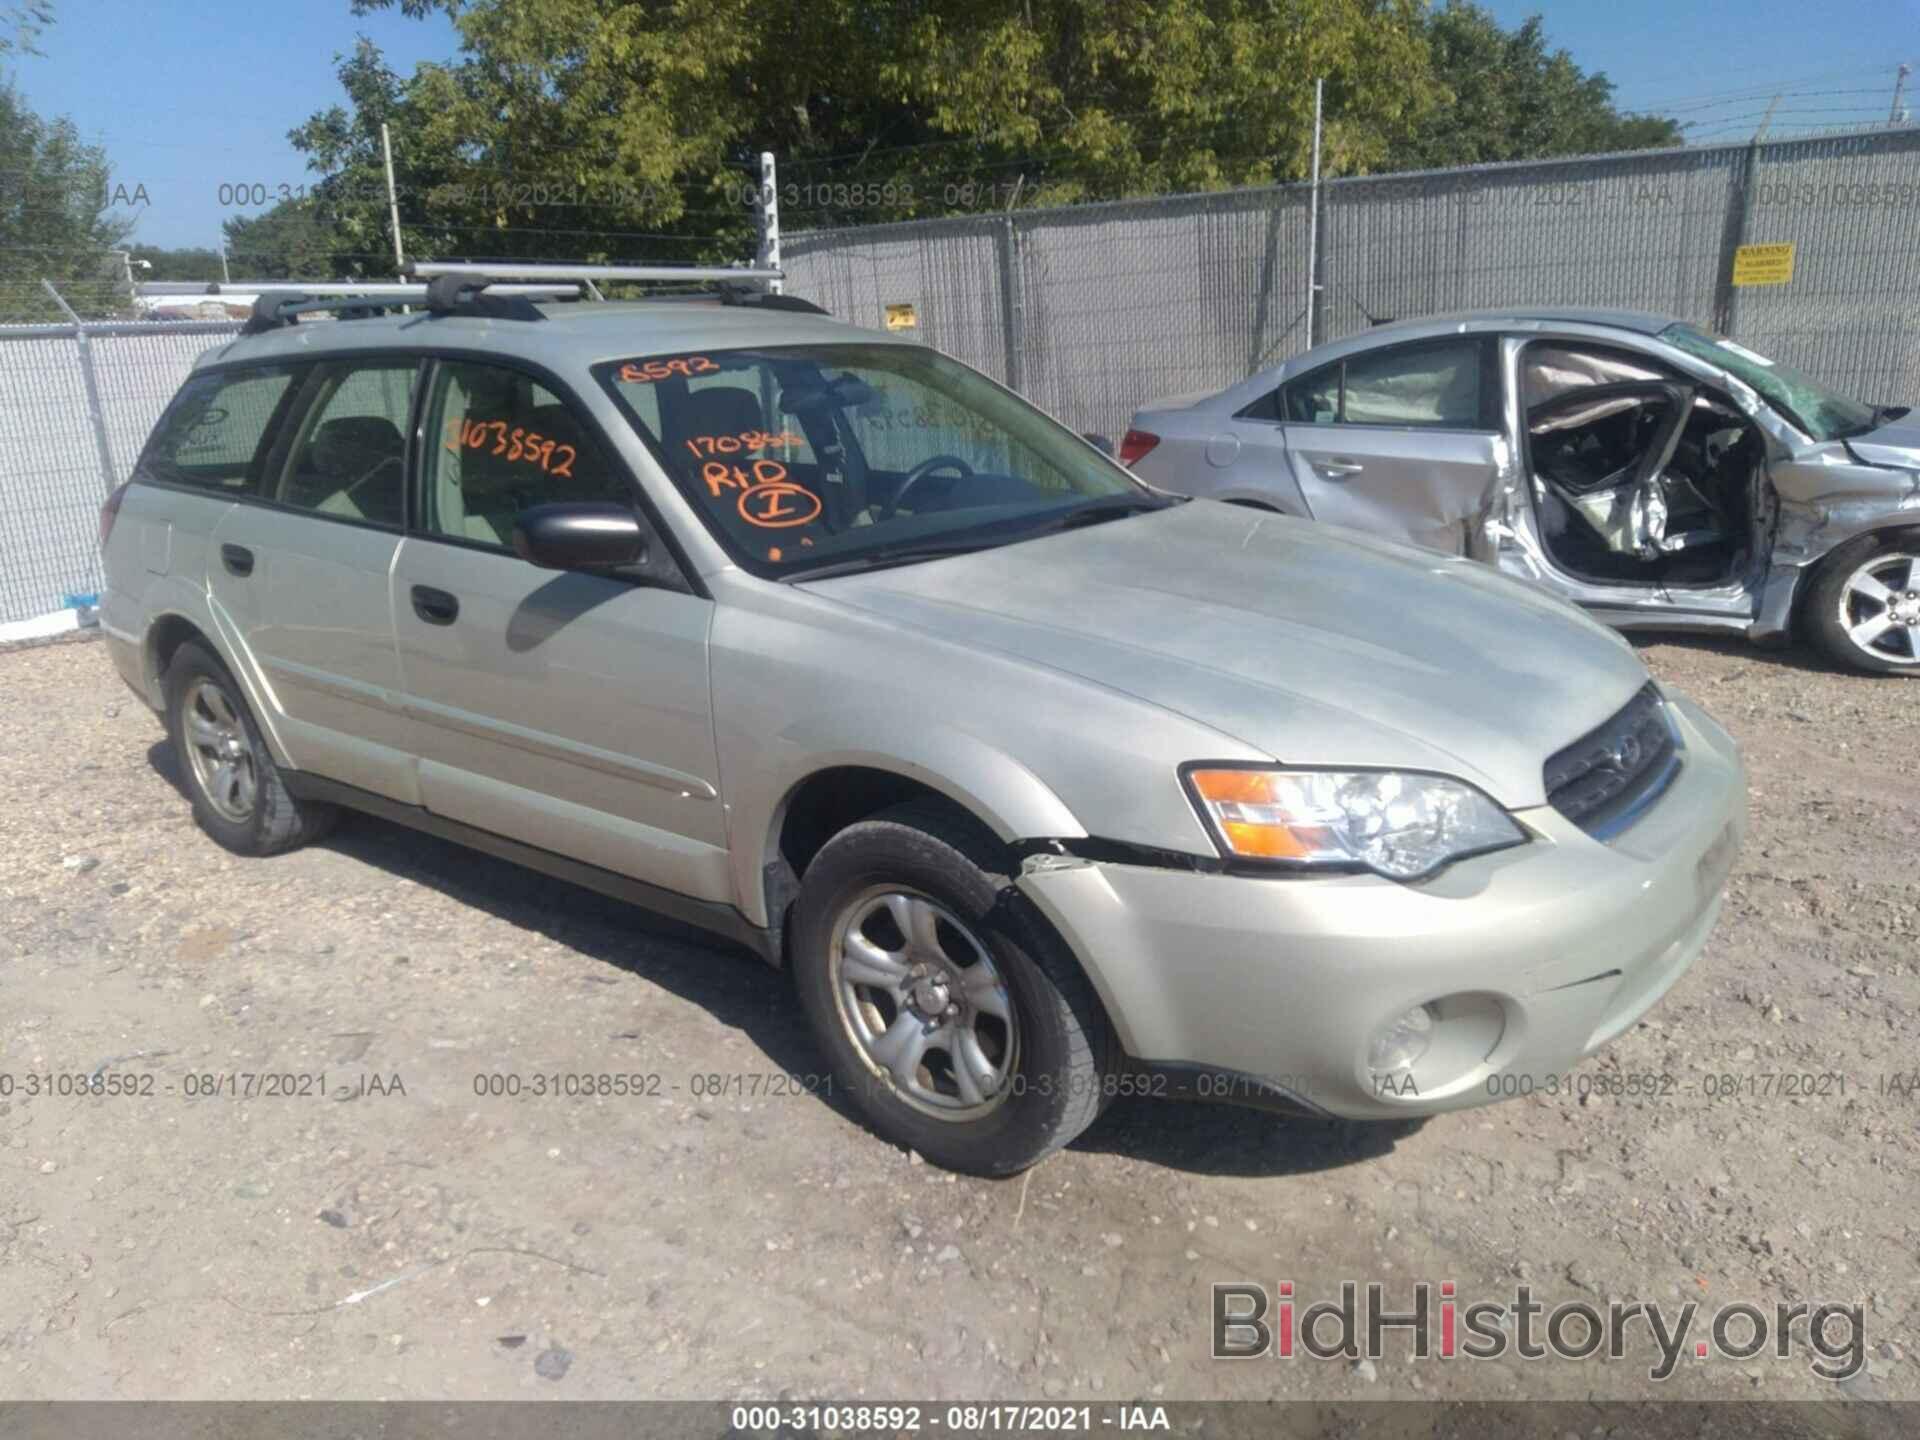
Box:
xmin=0 ymin=630 xmax=1914 ymax=1405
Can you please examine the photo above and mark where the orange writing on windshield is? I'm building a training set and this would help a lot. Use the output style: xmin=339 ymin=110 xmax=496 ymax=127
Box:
xmin=620 ymin=356 xmax=721 ymax=384
xmin=702 ymin=458 xmax=822 ymax=529
xmin=684 ymin=429 xmax=803 ymax=458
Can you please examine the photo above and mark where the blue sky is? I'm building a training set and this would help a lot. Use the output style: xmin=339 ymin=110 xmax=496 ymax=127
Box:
xmin=6 ymin=0 xmax=1918 ymax=252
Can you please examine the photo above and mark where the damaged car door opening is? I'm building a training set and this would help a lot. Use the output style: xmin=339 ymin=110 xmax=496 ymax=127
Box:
xmin=1128 ymin=308 xmax=1920 ymax=675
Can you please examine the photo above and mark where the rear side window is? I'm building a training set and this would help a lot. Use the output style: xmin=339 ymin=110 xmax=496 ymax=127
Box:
xmin=270 ymin=361 xmax=416 ymax=528
xmin=141 ymin=367 xmax=299 ymax=493
xmin=1266 ymin=339 xmax=1494 ymax=429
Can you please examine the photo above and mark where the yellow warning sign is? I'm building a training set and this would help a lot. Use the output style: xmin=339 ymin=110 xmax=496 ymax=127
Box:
xmin=1732 ymin=242 xmax=1795 ymax=287
xmin=884 ymin=302 xmax=919 ymax=331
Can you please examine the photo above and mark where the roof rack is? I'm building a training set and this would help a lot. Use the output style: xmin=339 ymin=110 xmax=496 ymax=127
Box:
xmin=405 ymin=260 xmax=784 ymax=287
xmin=225 ymin=280 xmax=583 ymax=335
xmin=402 ymin=259 xmax=831 ymax=316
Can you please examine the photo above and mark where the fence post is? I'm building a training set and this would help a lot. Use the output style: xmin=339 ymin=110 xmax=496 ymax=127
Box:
xmin=997 ymin=215 xmax=1026 ymax=392
xmin=1712 ymin=142 xmax=1762 ymax=338
xmin=41 ymin=279 xmax=119 ymax=492
xmin=1305 ymin=77 xmax=1325 ymax=347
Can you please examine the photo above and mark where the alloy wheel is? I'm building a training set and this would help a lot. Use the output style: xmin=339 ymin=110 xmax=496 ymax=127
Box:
xmin=827 ymin=886 xmax=1018 ymax=1119
xmin=181 ymin=677 xmax=259 ymax=822
xmin=1838 ymin=552 xmax=1920 ymax=666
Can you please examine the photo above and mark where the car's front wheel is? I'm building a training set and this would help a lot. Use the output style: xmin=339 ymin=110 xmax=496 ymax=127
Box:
xmin=1805 ymin=529 xmax=1920 ymax=675
xmin=790 ymin=803 xmax=1117 ymax=1176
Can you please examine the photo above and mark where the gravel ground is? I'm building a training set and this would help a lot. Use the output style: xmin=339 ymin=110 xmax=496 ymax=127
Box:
xmin=0 ymin=630 xmax=1914 ymax=1404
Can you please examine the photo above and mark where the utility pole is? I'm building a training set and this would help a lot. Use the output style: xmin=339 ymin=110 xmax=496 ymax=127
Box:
xmin=381 ymin=122 xmax=405 ymax=272
xmin=1892 ymin=64 xmax=1913 ymax=125
xmin=218 ymin=241 xmax=231 ymax=285
xmin=1304 ymin=77 xmax=1325 ymax=348
xmin=756 ymin=151 xmax=782 ymax=294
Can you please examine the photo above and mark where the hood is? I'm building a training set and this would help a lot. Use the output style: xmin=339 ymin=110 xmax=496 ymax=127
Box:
xmin=807 ymin=501 xmax=1652 ymax=807
xmin=1846 ymin=412 xmax=1920 ymax=471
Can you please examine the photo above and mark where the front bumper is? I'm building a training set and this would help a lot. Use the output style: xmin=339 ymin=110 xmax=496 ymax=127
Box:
xmin=1017 ymin=693 xmax=1746 ymax=1120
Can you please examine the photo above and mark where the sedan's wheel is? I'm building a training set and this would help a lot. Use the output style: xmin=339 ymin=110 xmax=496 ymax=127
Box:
xmin=792 ymin=802 xmax=1118 ymax=1176
xmin=1807 ymin=530 xmax=1920 ymax=674
xmin=164 ymin=640 xmax=336 ymax=855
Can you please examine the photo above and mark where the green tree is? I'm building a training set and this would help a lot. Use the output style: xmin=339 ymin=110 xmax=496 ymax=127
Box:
xmin=1403 ymin=3 xmax=1681 ymax=169
xmin=1 ymin=2 xmax=55 ymax=59
xmin=0 ymin=82 xmax=136 ymax=320
xmin=255 ymin=0 xmax=1444 ymax=276
xmin=254 ymin=0 xmax=1679 ymax=277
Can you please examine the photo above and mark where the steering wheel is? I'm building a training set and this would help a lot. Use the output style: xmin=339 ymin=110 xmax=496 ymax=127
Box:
xmin=882 ymin=454 xmax=974 ymax=520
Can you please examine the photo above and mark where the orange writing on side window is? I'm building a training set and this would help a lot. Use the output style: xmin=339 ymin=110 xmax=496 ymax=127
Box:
xmin=453 ymin=418 xmax=576 ymax=480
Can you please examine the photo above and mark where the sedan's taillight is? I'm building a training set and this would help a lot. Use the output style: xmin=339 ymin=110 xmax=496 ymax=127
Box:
xmin=1118 ymin=429 xmax=1160 ymax=467
xmin=99 ymin=481 xmax=131 ymax=551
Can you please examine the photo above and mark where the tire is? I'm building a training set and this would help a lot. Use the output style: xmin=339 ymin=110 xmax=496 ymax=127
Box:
xmin=790 ymin=802 xmax=1117 ymax=1177
xmin=1803 ymin=528 xmax=1920 ymax=675
xmin=164 ymin=640 xmax=336 ymax=855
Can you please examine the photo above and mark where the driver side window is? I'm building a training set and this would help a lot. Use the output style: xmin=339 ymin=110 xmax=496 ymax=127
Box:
xmin=419 ymin=360 xmax=628 ymax=549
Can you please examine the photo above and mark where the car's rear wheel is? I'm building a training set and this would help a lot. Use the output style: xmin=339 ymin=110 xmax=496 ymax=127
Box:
xmin=790 ymin=802 xmax=1117 ymax=1176
xmin=164 ymin=640 xmax=336 ymax=854
xmin=1805 ymin=529 xmax=1920 ymax=675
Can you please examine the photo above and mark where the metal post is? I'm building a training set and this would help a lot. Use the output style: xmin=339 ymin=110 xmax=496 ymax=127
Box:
xmin=997 ymin=214 xmax=1026 ymax=393
xmin=41 ymin=279 xmax=118 ymax=491
xmin=381 ymin=122 xmax=406 ymax=272
xmin=1305 ymin=77 xmax=1325 ymax=348
xmin=1892 ymin=64 xmax=1913 ymax=126
xmin=757 ymin=151 xmax=782 ymax=294
xmin=1713 ymin=118 xmax=1770 ymax=338
xmin=219 ymin=242 xmax=231 ymax=285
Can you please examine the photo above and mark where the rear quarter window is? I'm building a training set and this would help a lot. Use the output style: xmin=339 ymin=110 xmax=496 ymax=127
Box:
xmin=140 ymin=366 xmax=301 ymax=495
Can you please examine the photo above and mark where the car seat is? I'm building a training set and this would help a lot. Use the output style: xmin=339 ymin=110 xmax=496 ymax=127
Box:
xmin=307 ymin=415 xmax=404 ymax=525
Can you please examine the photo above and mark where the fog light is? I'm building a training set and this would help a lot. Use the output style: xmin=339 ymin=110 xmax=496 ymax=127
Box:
xmin=1367 ymin=1004 xmax=1435 ymax=1074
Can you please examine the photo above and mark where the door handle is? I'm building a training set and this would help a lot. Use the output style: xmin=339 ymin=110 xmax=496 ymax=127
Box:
xmin=220 ymin=543 xmax=254 ymax=577
xmin=1315 ymin=457 xmax=1365 ymax=479
xmin=410 ymin=584 xmax=460 ymax=626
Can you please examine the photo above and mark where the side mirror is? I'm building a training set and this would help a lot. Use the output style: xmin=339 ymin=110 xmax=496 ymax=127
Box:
xmin=512 ymin=502 xmax=649 ymax=571
xmin=1081 ymin=432 xmax=1115 ymax=457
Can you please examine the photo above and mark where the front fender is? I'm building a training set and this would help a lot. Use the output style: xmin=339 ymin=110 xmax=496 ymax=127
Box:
xmin=707 ymin=584 xmax=1260 ymax=926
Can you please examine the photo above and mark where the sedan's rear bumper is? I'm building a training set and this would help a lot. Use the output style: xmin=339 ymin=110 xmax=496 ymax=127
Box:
xmin=1017 ymin=692 xmax=1745 ymax=1120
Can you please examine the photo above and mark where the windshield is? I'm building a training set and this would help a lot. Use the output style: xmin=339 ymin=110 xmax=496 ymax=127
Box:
xmin=595 ymin=343 xmax=1151 ymax=576
xmin=1657 ymin=324 xmax=1879 ymax=443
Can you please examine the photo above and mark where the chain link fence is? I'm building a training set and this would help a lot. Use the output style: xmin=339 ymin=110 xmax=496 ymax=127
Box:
xmin=785 ymin=126 xmax=1920 ymax=443
xmin=6 ymin=127 xmax=1918 ymax=637
xmin=0 ymin=311 xmax=240 ymax=635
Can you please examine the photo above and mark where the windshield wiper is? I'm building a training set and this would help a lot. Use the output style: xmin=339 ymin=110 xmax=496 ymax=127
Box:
xmin=782 ymin=536 xmax=1009 ymax=582
xmin=783 ymin=494 xmax=1177 ymax=582
xmin=1021 ymin=492 xmax=1178 ymax=536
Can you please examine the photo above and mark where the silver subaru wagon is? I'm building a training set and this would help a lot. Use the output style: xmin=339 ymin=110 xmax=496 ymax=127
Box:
xmin=99 ymin=268 xmax=1747 ymax=1175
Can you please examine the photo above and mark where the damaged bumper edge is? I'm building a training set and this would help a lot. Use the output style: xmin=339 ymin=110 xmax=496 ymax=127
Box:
xmin=1011 ymin=697 xmax=1747 ymax=1121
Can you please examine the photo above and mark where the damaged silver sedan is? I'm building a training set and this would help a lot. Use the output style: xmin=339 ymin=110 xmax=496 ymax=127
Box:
xmin=1125 ymin=309 xmax=1920 ymax=674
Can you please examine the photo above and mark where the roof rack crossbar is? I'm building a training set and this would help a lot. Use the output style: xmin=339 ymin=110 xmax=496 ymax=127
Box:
xmin=139 ymin=281 xmax=580 ymax=300
xmin=236 ymin=282 xmax=581 ymax=334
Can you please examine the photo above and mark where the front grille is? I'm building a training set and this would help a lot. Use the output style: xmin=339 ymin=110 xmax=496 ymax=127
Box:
xmin=1544 ymin=683 xmax=1681 ymax=838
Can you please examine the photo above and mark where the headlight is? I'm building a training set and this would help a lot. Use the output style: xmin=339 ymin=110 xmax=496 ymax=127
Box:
xmin=1183 ymin=767 xmax=1526 ymax=880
